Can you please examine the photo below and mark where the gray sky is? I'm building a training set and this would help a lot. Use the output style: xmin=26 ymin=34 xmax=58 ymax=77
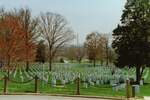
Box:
xmin=0 ymin=0 xmax=126 ymax=44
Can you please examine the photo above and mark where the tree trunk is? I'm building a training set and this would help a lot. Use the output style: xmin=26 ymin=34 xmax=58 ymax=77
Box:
xmin=78 ymin=60 xmax=81 ymax=63
xmin=140 ymin=66 xmax=145 ymax=80
xmin=25 ymin=31 xmax=29 ymax=72
xmin=139 ymin=66 xmax=145 ymax=83
xmin=106 ymin=52 xmax=109 ymax=66
xmin=100 ymin=59 xmax=103 ymax=66
xmin=26 ymin=61 xmax=29 ymax=72
xmin=93 ymin=59 xmax=96 ymax=67
xmin=78 ymin=58 xmax=81 ymax=63
xmin=7 ymin=55 xmax=10 ymax=79
xmin=49 ymin=56 xmax=52 ymax=71
xmin=106 ymin=42 xmax=109 ymax=66
xmin=48 ymin=47 xmax=52 ymax=71
xmin=71 ymin=59 xmax=73 ymax=63
xmin=136 ymin=65 xmax=141 ymax=84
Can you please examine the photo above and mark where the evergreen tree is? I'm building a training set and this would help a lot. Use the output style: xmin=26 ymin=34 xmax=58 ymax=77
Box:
xmin=112 ymin=0 xmax=150 ymax=83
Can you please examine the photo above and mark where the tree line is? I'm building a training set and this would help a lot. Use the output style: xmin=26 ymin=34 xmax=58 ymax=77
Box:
xmin=0 ymin=8 xmax=115 ymax=72
xmin=1 ymin=0 xmax=149 ymax=85
xmin=0 ymin=8 xmax=74 ymax=71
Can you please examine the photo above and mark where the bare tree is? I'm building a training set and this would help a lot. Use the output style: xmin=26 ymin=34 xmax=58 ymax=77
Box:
xmin=18 ymin=8 xmax=39 ymax=71
xmin=0 ymin=10 xmax=20 ymax=72
xmin=84 ymin=32 xmax=112 ymax=66
xmin=64 ymin=45 xmax=85 ymax=63
xmin=107 ymin=48 xmax=117 ymax=64
xmin=100 ymin=34 xmax=117 ymax=66
xmin=65 ymin=46 xmax=76 ymax=62
xmin=76 ymin=46 xmax=85 ymax=63
xmin=99 ymin=34 xmax=109 ymax=65
xmin=39 ymin=12 xmax=74 ymax=71
xmin=0 ymin=8 xmax=37 ymax=76
xmin=84 ymin=32 xmax=101 ymax=67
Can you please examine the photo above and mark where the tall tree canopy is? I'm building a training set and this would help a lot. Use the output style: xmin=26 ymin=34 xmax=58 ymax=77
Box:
xmin=0 ymin=10 xmax=23 ymax=67
xmin=84 ymin=32 xmax=108 ymax=66
xmin=0 ymin=8 xmax=38 ymax=72
xmin=39 ymin=12 xmax=74 ymax=71
xmin=17 ymin=8 xmax=38 ymax=71
xmin=112 ymin=0 xmax=150 ymax=83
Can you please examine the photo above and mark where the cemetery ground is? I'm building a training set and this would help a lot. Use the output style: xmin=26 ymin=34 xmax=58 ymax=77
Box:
xmin=0 ymin=63 xmax=149 ymax=99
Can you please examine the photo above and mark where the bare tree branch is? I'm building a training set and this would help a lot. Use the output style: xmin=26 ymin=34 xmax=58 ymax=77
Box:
xmin=39 ymin=12 xmax=74 ymax=71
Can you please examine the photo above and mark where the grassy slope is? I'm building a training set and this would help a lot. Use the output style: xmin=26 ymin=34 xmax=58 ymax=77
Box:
xmin=0 ymin=80 xmax=126 ymax=97
xmin=137 ymin=69 xmax=150 ymax=97
xmin=0 ymin=67 xmax=149 ymax=97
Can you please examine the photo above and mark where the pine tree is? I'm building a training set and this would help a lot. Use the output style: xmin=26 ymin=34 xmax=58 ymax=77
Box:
xmin=112 ymin=0 xmax=150 ymax=84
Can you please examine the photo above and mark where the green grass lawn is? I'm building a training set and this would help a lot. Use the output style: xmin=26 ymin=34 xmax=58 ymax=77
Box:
xmin=0 ymin=80 xmax=126 ymax=97
xmin=137 ymin=69 xmax=150 ymax=97
xmin=0 ymin=77 xmax=149 ymax=97
xmin=0 ymin=64 xmax=149 ymax=97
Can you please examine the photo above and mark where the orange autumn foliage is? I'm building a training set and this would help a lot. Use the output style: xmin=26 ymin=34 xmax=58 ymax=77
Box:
xmin=0 ymin=14 xmax=35 ymax=65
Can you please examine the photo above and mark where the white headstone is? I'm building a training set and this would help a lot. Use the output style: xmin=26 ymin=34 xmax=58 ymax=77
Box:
xmin=140 ymin=80 xmax=143 ymax=86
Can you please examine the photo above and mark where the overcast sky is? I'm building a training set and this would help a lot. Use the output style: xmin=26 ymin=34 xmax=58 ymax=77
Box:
xmin=0 ymin=0 xmax=126 ymax=44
